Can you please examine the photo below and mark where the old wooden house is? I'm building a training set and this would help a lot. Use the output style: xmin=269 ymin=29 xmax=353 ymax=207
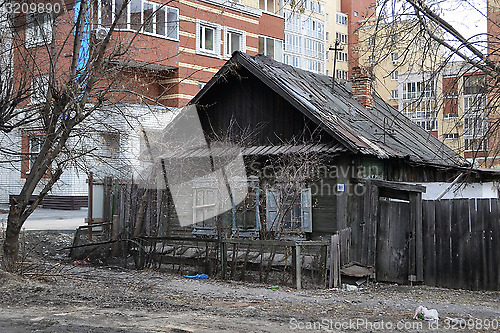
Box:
xmin=82 ymin=51 xmax=500 ymax=288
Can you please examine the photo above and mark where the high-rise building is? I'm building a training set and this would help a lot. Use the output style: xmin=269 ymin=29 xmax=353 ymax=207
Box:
xmin=341 ymin=0 xmax=376 ymax=76
xmin=324 ymin=0 xmax=349 ymax=80
xmin=281 ymin=0 xmax=327 ymax=74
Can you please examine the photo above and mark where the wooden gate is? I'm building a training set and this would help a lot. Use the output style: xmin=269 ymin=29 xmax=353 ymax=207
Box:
xmin=376 ymin=199 xmax=411 ymax=283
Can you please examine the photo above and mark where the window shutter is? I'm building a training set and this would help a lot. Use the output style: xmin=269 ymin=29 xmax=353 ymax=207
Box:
xmin=266 ymin=189 xmax=279 ymax=231
xmin=301 ymin=188 xmax=312 ymax=232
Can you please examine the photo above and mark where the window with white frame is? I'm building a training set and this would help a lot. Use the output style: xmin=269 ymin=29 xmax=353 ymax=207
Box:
xmin=335 ymin=32 xmax=347 ymax=45
xmin=335 ymin=69 xmax=348 ymax=81
xmin=391 ymin=52 xmax=399 ymax=65
xmin=443 ymin=133 xmax=458 ymax=140
xmin=390 ymin=70 xmax=398 ymax=81
xmin=99 ymin=0 xmax=178 ymax=39
xmin=259 ymin=36 xmax=283 ymax=62
xmin=368 ymin=37 xmax=375 ymax=46
xmin=284 ymin=10 xmax=300 ymax=33
xmin=29 ymin=135 xmax=43 ymax=170
xmin=391 ymin=89 xmax=398 ymax=99
xmin=464 ymin=138 xmax=487 ymax=151
xmin=196 ymin=21 xmax=221 ymax=57
xmin=224 ymin=28 xmax=245 ymax=58
xmin=259 ymin=0 xmax=282 ymax=15
xmin=336 ymin=13 xmax=347 ymax=25
xmin=266 ymin=188 xmax=311 ymax=232
xmin=368 ymin=55 xmax=375 ymax=65
xmin=285 ymin=33 xmax=302 ymax=54
xmin=284 ymin=54 xmax=301 ymax=67
xmin=464 ymin=95 xmax=487 ymax=113
xmin=337 ymin=51 xmax=348 ymax=62
xmin=31 ymin=74 xmax=49 ymax=104
xmin=26 ymin=13 xmax=52 ymax=47
xmin=303 ymin=17 xmax=324 ymax=40
xmin=100 ymin=132 xmax=120 ymax=159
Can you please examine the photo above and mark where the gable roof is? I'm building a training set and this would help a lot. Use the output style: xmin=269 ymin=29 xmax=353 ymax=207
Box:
xmin=191 ymin=52 xmax=467 ymax=168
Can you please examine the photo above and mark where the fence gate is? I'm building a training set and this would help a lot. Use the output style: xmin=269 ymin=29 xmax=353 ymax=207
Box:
xmin=376 ymin=199 xmax=411 ymax=284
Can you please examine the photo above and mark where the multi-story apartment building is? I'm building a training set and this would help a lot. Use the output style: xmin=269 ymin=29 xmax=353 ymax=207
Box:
xmin=357 ymin=18 xmax=444 ymax=111
xmin=282 ymin=0 xmax=327 ymax=74
xmin=324 ymin=0 xmax=349 ymax=80
xmin=439 ymin=63 xmax=492 ymax=166
xmin=0 ymin=0 xmax=284 ymax=204
xmin=341 ymin=0 xmax=375 ymax=76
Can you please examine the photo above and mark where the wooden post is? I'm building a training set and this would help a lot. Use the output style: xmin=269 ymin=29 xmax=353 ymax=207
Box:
xmin=88 ymin=172 xmax=93 ymax=241
xmin=220 ymin=240 xmax=227 ymax=280
xmin=329 ymin=234 xmax=341 ymax=288
xmin=112 ymin=214 xmax=119 ymax=256
xmin=295 ymin=243 xmax=301 ymax=290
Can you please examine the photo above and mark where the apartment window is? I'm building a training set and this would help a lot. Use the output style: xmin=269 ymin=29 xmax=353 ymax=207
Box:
xmin=26 ymin=13 xmax=52 ymax=47
xmin=443 ymin=133 xmax=458 ymax=140
xmin=391 ymin=90 xmax=398 ymax=99
xmin=464 ymin=95 xmax=487 ymax=113
xmin=335 ymin=69 xmax=348 ymax=81
xmin=336 ymin=13 xmax=347 ymax=25
xmin=99 ymin=0 xmax=178 ymax=39
xmin=259 ymin=36 xmax=283 ymax=62
xmin=368 ymin=55 xmax=375 ymax=65
xmin=196 ymin=21 xmax=221 ymax=57
xmin=224 ymin=28 xmax=246 ymax=58
xmin=259 ymin=0 xmax=282 ymax=15
xmin=368 ymin=37 xmax=375 ymax=47
xmin=391 ymin=52 xmax=399 ymax=65
xmin=303 ymin=17 xmax=324 ymax=40
xmin=285 ymin=33 xmax=302 ymax=54
xmin=464 ymin=115 xmax=487 ymax=137
xmin=464 ymin=74 xmax=486 ymax=95
xmin=390 ymin=33 xmax=399 ymax=45
xmin=284 ymin=54 xmax=301 ymax=67
xmin=443 ymin=113 xmax=459 ymax=119
xmin=390 ymin=71 xmax=398 ymax=81
xmin=335 ymin=32 xmax=347 ymax=45
xmin=465 ymin=138 xmax=487 ymax=152
xmin=31 ymin=74 xmax=49 ymax=104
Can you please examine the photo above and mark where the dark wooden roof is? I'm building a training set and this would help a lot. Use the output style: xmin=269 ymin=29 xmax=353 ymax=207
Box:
xmin=191 ymin=52 xmax=467 ymax=168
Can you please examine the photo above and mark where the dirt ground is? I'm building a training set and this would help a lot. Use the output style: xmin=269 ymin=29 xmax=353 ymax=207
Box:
xmin=0 ymin=231 xmax=499 ymax=332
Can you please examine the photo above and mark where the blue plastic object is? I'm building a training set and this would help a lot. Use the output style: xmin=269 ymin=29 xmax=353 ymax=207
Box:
xmin=183 ymin=274 xmax=209 ymax=279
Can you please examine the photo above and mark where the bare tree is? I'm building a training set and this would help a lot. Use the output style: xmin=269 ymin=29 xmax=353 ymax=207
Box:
xmin=0 ymin=0 xmax=180 ymax=271
xmin=357 ymin=0 xmax=500 ymax=167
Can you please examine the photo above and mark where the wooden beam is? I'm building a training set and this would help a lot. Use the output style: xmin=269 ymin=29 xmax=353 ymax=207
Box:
xmin=355 ymin=178 xmax=426 ymax=193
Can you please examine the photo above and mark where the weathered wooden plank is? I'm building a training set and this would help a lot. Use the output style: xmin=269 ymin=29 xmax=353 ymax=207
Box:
xmin=493 ymin=199 xmax=500 ymax=290
xmin=477 ymin=200 xmax=490 ymax=290
xmin=368 ymin=185 xmax=379 ymax=267
xmin=422 ymin=201 xmax=437 ymax=286
xmin=376 ymin=200 xmax=389 ymax=282
xmin=455 ymin=199 xmax=471 ymax=289
xmin=469 ymin=199 xmax=482 ymax=290
xmin=449 ymin=199 xmax=462 ymax=289
xmin=484 ymin=199 xmax=495 ymax=290
xmin=414 ymin=192 xmax=424 ymax=282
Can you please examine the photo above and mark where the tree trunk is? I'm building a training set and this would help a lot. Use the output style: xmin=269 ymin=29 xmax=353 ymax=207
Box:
xmin=2 ymin=207 xmax=22 ymax=272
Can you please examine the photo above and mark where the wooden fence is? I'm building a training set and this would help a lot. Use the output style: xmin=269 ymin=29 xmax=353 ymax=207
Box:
xmin=82 ymin=178 xmax=500 ymax=291
xmin=423 ymin=199 xmax=500 ymax=290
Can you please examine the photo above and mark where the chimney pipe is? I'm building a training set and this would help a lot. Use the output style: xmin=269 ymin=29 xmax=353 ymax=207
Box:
xmin=351 ymin=66 xmax=374 ymax=108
